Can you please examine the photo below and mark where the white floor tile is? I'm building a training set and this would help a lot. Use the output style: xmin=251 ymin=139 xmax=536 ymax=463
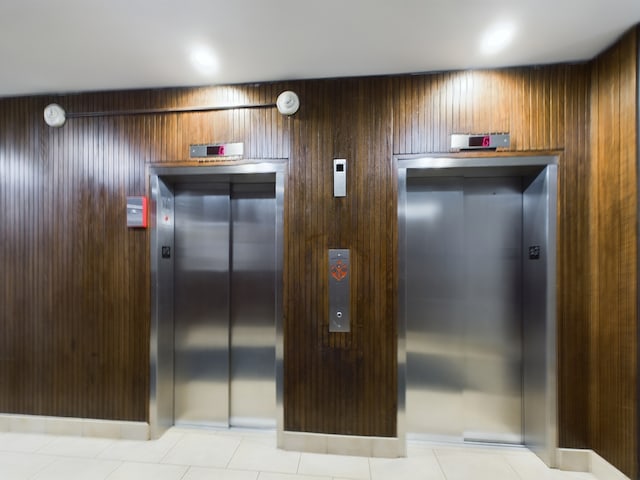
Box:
xmin=107 ymin=462 xmax=188 ymax=480
xmin=504 ymin=451 xmax=559 ymax=480
xmin=0 ymin=430 xmax=608 ymax=480
xmin=370 ymin=454 xmax=445 ymax=480
xmin=298 ymin=452 xmax=370 ymax=480
xmin=161 ymin=431 xmax=241 ymax=468
xmin=257 ymin=473 xmax=331 ymax=480
xmin=552 ymin=472 xmax=598 ymax=480
xmin=98 ymin=430 xmax=183 ymax=463
xmin=37 ymin=435 xmax=114 ymax=458
xmin=31 ymin=457 xmax=121 ymax=480
xmin=184 ymin=466 xmax=260 ymax=480
xmin=434 ymin=450 xmax=520 ymax=480
xmin=0 ymin=452 xmax=57 ymax=480
xmin=0 ymin=433 xmax=56 ymax=453
xmin=227 ymin=438 xmax=300 ymax=473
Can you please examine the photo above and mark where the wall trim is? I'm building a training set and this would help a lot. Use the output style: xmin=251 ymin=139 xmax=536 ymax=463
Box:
xmin=0 ymin=414 xmax=149 ymax=440
xmin=278 ymin=431 xmax=404 ymax=458
xmin=558 ymin=449 xmax=630 ymax=480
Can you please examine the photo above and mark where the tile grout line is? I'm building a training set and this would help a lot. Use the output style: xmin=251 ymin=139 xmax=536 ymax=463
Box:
xmin=25 ymin=453 xmax=61 ymax=480
xmin=157 ymin=431 xmax=186 ymax=465
xmin=296 ymin=449 xmax=302 ymax=475
xmin=92 ymin=459 xmax=125 ymax=480
xmin=224 ymin=435 xmax=245 ymax=469
xmin=502 ymin=453 xmax=527 ymax=480
xmin=432 ymin=449 xmax=450 ymax=480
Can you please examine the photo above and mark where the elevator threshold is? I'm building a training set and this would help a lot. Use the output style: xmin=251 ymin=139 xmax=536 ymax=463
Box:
xmin=171 ymin=423 xmax=276 ymax=434
xmin=407 ymin=433 xmax=528 ymax=451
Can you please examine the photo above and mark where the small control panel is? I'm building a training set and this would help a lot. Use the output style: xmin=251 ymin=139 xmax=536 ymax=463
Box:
xmin=126 ymin=196 xmax=147 ymax=228
xmin=333 ymin=159 xmax=347 ymax=197
xmin=329 ymin=249 xmax=350 ymax=332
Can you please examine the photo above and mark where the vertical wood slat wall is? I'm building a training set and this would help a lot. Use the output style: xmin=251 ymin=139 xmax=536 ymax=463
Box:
xmin=589 ymin=28 xmax=638 ymax=478
xmin=0 ymin=28 xmax=636 ymax=477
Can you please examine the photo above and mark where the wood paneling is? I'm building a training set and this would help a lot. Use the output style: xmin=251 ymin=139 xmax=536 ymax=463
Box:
xmin=558 ymin=63 xmax=592 ymax=450
xmin=0 ymin=28 xmax=637 ymax=476
xmin=589 ymin=28 xmax=638 ymax=478
xmin=0 ymin=84 xmax=291 ymax=421
xmin=285 ymin=78 xmax=396 ymax=435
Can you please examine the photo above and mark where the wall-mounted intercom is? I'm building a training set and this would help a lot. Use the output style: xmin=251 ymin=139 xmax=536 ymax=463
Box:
xmin=333 ymin=159 xmax=347 ymax=197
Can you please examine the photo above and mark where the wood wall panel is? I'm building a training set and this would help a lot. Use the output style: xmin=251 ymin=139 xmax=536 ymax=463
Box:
xmin=558 ymin=63 xmax=592 ymax=450
xmin=285 ymin=78 xmax=396 ymax=435
xmin=589 ymin=28 xmax=638 ymax=478
xmin=0 ymin=29 xmax=637 ymax=475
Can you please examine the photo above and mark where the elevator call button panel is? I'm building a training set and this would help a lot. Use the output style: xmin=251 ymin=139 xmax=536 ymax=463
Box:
xmin=329 ymin=249 xmax=350 ymax=332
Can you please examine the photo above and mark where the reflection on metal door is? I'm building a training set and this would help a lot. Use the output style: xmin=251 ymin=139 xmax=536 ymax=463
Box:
xmin=405 ymin=176 xmax=523 ymax=444
xmin=230 ymin=184 xmax=276 ymax=428
xmin=174 ymin=184 xmax=230 ymax=427
xmin=172 ymin=182 xmax=276 ymax=428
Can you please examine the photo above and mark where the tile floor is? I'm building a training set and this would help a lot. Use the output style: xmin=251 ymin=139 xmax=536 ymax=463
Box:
xmin=0 ymin=427 xmax=598 ymax=480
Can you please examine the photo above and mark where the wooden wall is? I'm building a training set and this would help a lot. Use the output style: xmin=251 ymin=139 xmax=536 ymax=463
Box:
xmin=0 ymin=26 xmax=637 ymax=477
xmin=589 ymin=28 xmax=638 ymax=478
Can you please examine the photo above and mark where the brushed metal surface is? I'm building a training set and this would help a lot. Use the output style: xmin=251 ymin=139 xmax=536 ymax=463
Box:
xmin=329 ymin=249 xmax=350 ymax=332
xmin=149 ymin=161 xmax=286 ymax=438
xmin=404 ymin=176 xmax=523 ymax=443
xmin=174 ymin=183 xmax=231 ymax=427
xmin=397 ymin=155 xmax=557 ymax=466
xmin=230 ymin=183 xmax=277 ymax=428
xmin=461 ymin=177 xmax=523 ymax=444
xmin=405 ymin=176 xmax=465 ymax=441
xmin=149 ymin=176 xmax=175 ymax=438
xmin=523 ymin=166 xmax=558 ymax=466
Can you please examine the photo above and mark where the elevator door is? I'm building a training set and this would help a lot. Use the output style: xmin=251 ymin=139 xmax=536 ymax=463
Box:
xmin=405 ymin=176 xmax=523 ymax=444
xmin=173 ymin=182 xmax=276 ymax=428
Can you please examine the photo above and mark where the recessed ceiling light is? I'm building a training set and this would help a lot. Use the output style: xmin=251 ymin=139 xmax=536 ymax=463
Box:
xmin=189 ymin=45 xmax=218 ymax=75
xmin=480 ymin=21 xmax=516 ymax=55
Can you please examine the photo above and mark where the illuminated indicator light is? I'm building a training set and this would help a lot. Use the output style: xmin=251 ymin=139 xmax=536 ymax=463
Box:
xmin=205 ymin=145 xmax=227 ymax=156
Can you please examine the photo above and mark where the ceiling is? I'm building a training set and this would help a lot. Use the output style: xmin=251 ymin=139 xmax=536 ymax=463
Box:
xmin=1 ymin=0 xmax=639 ymax=98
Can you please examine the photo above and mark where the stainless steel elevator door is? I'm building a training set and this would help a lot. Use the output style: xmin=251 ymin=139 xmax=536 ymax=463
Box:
xmin=230 ymin=184 xmax=276 ymax=428
xmin=173 ymin=182 xmax=276 ymax=429
xmin=174 ymin=183 xmax=231 ymax=427
xmin=405 ymin=176 xmax=523 ymax=444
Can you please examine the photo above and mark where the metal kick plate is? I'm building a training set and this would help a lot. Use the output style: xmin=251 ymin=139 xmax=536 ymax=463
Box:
xmin=329 ymin=249 xmax=350 ymax=332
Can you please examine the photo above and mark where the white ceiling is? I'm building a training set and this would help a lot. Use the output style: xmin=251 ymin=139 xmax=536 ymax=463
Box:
xmin=1 ymin=0 xmax=639 ymax=98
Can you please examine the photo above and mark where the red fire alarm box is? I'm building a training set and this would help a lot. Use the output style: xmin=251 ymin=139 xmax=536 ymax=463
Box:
xmin=127 ymin=196 xmax=148 ymax=228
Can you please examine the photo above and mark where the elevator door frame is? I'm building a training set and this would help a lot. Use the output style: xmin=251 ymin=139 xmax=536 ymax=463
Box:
xmin=149 ymin=161 xmax=286 ymax=439
xmin=396 ymin=154 xmax=558 ymax=466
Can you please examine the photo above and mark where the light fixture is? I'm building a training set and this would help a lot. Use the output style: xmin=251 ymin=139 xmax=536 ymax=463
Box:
xmin=189 ymin=45 xmax=218 ymax=75
xmin=480 ymin=21 xmax=516 ymax=55
xmin=43 ymin=103 xmax=66 ymax=127
xmin=276 ymin=91 xmax=300 ymax=116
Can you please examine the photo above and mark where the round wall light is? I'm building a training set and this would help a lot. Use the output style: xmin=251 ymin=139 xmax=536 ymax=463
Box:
xmin=44 ymin=103 xmax=66 ymax=127
xmin=276 ymin=91 xmax=300 ymax=116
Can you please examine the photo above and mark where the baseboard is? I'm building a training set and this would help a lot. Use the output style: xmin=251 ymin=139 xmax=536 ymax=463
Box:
xmin=0 ymin=413 xmax=149 ymax=440
xmin=557 ymin=448 xmax=630 ymax=480
xmin=279 ymin=430 xmax=404 ymax=458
